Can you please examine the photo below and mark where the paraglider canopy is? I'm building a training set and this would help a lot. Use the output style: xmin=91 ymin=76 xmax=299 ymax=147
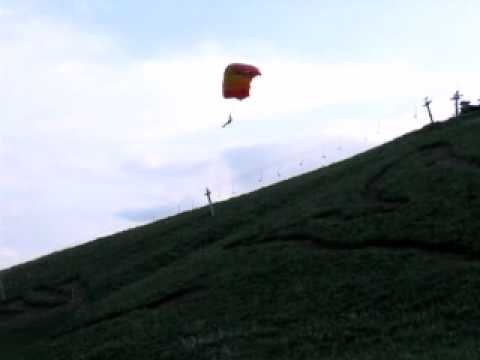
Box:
xmin=223 ymin=63 xmax=261 ymax=100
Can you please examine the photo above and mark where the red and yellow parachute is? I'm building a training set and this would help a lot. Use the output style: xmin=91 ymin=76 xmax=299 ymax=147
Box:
xmin=222 ymin=63 xmax=261 ymax=100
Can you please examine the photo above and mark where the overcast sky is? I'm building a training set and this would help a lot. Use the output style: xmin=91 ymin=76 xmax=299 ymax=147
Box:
xmin=1 ymin=0 xmax=480 ymax=269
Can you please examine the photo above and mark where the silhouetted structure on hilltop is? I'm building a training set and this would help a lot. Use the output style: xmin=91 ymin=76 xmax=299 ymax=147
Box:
xmin=451 ymin=90 xmax=463 ymax=117
xmin=460 ymin=100 xmax=480 ymax=115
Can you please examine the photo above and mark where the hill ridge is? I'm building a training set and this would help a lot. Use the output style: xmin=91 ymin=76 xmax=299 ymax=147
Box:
xmin=2 ymin=113 xmax=480 ymax=359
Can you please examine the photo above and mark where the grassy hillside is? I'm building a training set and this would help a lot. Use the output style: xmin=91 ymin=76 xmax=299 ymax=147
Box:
xmin=2 ymin=112 xmax=480 ymax=359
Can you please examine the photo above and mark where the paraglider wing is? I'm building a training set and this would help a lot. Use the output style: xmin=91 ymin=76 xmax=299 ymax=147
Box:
xmin=222 ymin=63 xmax=261 ymax=100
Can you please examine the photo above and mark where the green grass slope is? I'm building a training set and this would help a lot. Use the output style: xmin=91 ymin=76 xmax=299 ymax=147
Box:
xmin=2 ymin=113 xmax=480 ymax=359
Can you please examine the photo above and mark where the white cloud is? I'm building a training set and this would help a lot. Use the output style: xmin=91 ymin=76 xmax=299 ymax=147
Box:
xmin=0 ymin=8 xmax=14 ymax=17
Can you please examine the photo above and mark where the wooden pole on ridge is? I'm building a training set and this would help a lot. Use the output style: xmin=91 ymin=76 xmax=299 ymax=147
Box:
xmin=204 ymin=187 xmax=215 ymax=217
xmin=423 ymin=97 xmax=434 ymax=124
xmin=451 ymin=90 xmax=463 ymax=117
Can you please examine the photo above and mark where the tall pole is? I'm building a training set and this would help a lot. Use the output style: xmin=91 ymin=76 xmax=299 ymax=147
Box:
xmin=423 ymin=97 xmax=434 ymax=124
xmin=204 ymin=187 xmax=215 ymax=217
xmin=451 ymin=90 xmax=463 ymax=117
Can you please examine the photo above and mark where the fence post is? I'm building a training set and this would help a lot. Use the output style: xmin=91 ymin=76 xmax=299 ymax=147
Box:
xmin=423 ymin=97 xmax=434 ymax=124
xmin=204 ymin=187 xmax=215 ymax=217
